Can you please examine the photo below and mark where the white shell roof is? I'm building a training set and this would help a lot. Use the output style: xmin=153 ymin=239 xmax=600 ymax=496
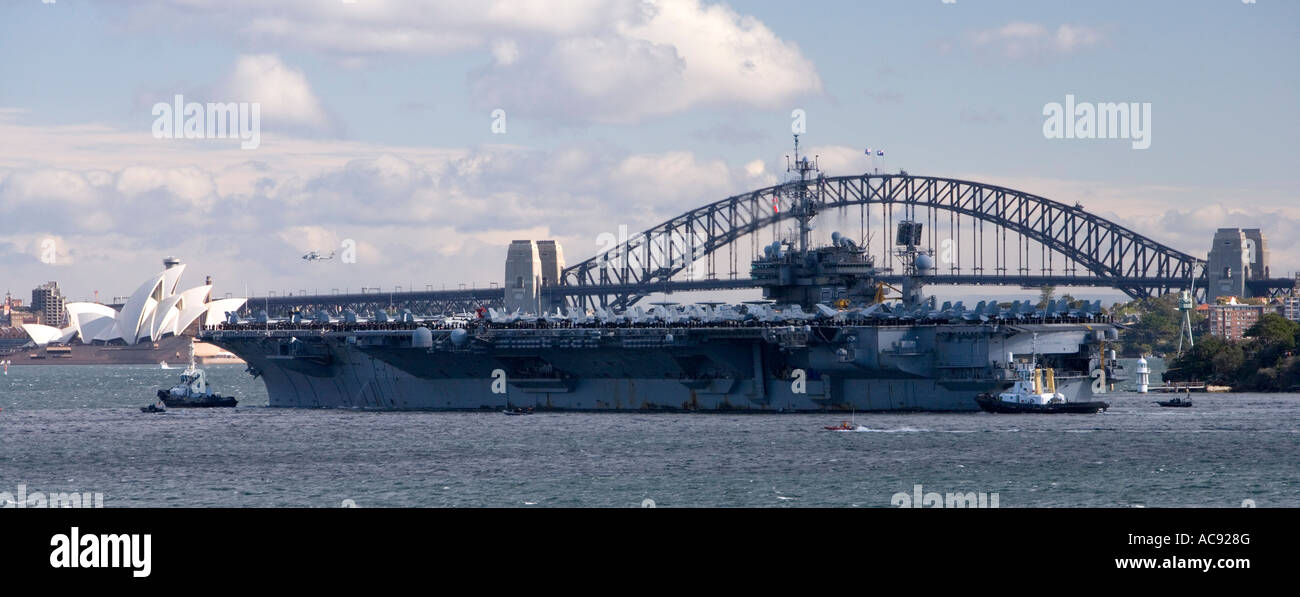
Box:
xmin=20 ymin=262 xmax=242 ymax=346
xmin=21 ymin=323 xmax=64 ymax=346
xmin=172 ymin=285 xmax=214 ymax=335
xmin=66 ymin=302 xmax=118 ymax=345
xmin=118 ymin=272 xmax=167 ymax=346
xmin=203 ymin=297 xmax=248 ymax=326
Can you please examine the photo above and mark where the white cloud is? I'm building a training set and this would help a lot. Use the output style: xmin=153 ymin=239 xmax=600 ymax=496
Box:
xmin=471 ymin=0 xmax=821 ymax=123
xmin=126 ymin=0 xmax=821 ymax=124
xmin=115 ymin=166 xmax=217 ymax=205
xmin=1 ymin=169 xmax=98 ymax=205
xmin=277 ymin=226 xmax=342 ymax=254
xmin=131 ymin=53 xmax=336 ymax=138
xmin=965 ymin=22 xmax=1108 ymax=59
xmin=0 ymin=114 xmax=786 ymax=299
xmin=616 ymin=0 xmax=822 ymax=109
xmin=490 ymin=39 xmax=520 ymax=65
xmin=803 ymin=145 xmax=872 ymax=177
xmin=219 ymin=0 xmax=643 ymax=55
xmin=221 ymin=54 xmax=333 ymax=131
xmin=1054 ymin=24 xmax=1106 ymax=53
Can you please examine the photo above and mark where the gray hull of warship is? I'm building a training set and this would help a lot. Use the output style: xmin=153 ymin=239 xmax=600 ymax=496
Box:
xmin=203 ymin=319 xmax=1118 ymax=411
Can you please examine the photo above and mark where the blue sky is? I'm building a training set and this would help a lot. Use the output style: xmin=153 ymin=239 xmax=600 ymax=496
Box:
xmin=1 ymin=0 xmax=1296 ymax=304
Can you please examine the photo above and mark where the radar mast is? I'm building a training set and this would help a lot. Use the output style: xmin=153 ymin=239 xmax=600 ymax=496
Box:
xmin=785 ymin=134 xmax=820 ymax=257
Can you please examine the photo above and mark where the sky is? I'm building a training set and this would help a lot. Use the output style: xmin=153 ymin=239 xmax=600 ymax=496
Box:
xmin=0 ymin=0 xmax=1296 ymax=306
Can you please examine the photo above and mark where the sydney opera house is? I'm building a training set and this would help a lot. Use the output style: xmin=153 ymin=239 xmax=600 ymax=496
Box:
xmin=20 ymin=258 xmax=245 ymax=348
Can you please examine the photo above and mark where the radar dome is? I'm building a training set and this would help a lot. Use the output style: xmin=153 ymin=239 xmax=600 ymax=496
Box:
xmin=412 ymin=327 xmax=433 ymax=348
xmin=450 ymin=328 xmax=469 ymax=346
xmin=915 ymin=254 xmax=935 ymax=273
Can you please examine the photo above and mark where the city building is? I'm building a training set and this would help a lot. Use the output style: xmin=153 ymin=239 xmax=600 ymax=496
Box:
xmin=1206 ymin=297 xmax=1281 ymax=342
xmin=3 ymin=293 xmax=38 ymax=327
xmin=31 ymin=281 xmax=66 ymax=328
xmin=8 ymin=309 xmax=37 ymax=326
xmin=1283 ymin=296 xmax=1300 ymax=323
xmin=2 ymin=293 xmax=20 ymax=326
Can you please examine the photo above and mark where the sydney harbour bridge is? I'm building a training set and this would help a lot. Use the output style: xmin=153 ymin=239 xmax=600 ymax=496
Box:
xmin=241 ymin=173 xmax=1297 ymax=317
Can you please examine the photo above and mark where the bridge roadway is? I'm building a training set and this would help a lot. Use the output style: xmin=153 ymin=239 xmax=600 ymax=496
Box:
xmin=238 ymin=274 xmax=1296 ymax=315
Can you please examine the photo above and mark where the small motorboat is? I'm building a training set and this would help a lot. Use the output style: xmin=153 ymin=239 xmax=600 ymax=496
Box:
xmin=1156 ymin=396 xmax=1193 ymax=408
xmin=140 ymin=401 xmax=166 ymax=413
xmin=503 ymin=406 xmax=534 ymax=416
xmin=823 ymin=420 xmax=865 ymax=432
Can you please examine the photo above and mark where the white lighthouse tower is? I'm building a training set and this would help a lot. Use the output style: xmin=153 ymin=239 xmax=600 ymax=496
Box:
xmin=1136 ymin=356 xmax=1150 ymax=394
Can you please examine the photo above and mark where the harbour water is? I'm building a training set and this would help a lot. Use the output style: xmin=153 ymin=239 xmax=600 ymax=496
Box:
xmin=1 ymin=365 xmax=1295 ymax=507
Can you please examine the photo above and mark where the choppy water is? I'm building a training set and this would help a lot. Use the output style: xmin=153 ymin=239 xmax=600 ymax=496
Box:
xmin=1 ymin=364 xmax=1296 ymax=507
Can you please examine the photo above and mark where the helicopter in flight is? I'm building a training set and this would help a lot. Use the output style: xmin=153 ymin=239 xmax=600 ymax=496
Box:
xmin=301 ymin=250 xmax=336 ymax=263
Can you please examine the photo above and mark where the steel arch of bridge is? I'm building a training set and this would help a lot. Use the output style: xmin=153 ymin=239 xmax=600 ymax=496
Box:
xmin=562 ymin=173 xmax=1205 ymax=309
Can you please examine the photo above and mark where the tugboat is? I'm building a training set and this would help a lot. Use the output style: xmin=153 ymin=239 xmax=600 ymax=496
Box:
xmin=976 ymin=362 xmax=1109 ymax=414
xmin=155 ymin=344 xmax=237 ymax=408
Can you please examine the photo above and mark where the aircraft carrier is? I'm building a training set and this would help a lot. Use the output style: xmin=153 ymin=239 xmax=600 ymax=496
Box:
xmin=202 ymin=138 xmax=1123 ymax=412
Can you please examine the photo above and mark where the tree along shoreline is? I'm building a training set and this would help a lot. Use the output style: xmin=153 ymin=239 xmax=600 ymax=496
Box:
xmin=1164 ymin=313 xmax=1300 ymax=392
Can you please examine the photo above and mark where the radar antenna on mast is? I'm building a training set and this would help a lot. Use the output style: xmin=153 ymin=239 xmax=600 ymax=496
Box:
xmin=784 ymin=134 xmax=820 ymax=256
